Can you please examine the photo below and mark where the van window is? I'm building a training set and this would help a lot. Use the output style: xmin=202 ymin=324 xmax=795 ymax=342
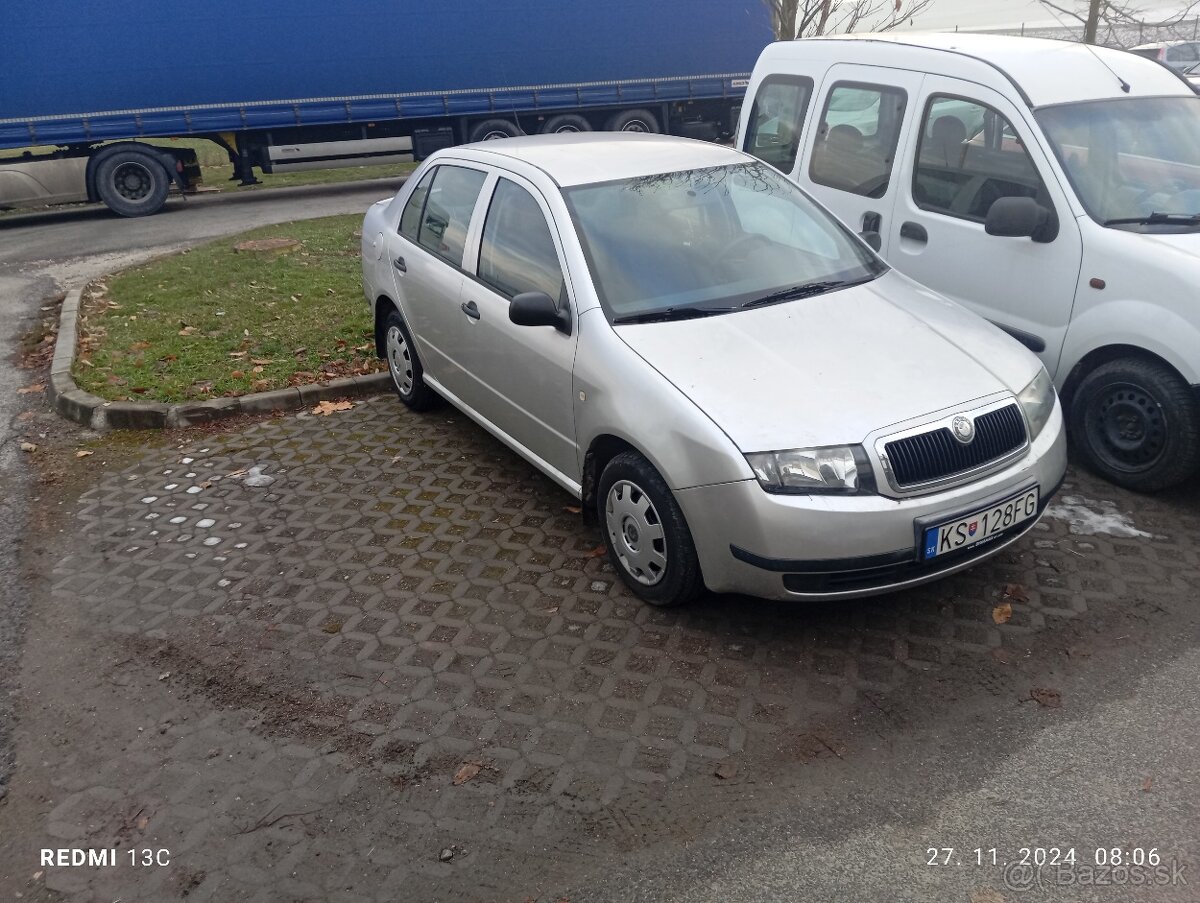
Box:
xmin=913 ymin=95 xmax=1051 ymax=223
xmin=416 ymin=165 xmax=487 ymax=267
xmin=809 ymin=83 xmax=907 ymax=198
xmin=742 ymin=75 xmax=814 ymax=173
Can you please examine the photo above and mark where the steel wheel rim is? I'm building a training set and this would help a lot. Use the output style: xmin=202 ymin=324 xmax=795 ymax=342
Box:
xmin=385 ymin=325 xmax=414 ymax=396
xmin=552 ymin=124 xmax=582 ymax=133
xmin=620 ymin=120 xmax=651 ymax=132
xmin=1085 ymin=381 xmax=1167 ymax=473
xmin=112 ymin=161 xmax=153 ymax=201
xmin=480 ymin=130 xmax=512 ymax=141
xmin=605 ymin=480 xmax=667 ymax=586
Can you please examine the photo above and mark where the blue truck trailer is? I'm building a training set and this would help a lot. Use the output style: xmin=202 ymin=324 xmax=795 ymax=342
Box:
xmin=0 ymin=0 xmax=773 ymax=215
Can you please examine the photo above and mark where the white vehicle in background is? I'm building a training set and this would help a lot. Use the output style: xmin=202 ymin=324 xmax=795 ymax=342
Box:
xmin=0 ymin=154 xmax=88 ymax=209
xmin=738 ymin=33 xmax=1200 ymax=491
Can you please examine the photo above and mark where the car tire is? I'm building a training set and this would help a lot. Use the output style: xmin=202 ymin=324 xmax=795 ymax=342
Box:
xmin=541 ymin=114 xmax=592 ymax=134
xmin=597 ymin=451 xmax=703 ymax=607
xmin=95 ymin=147 xmax=171 ymax=217
xmin=604 ymin=108 xmax=661 ymax=133
xmin=1070 ymin=357 xmax=1200 ymax=491
xmin=382 ymin=308 xmax=438 ymax=411
xmin=467 ymin=119 xmax=523 ymax=142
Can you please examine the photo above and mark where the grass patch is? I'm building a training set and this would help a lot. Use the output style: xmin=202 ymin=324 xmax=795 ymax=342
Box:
xmin=74 ymin=214 xmax=386 ymax=403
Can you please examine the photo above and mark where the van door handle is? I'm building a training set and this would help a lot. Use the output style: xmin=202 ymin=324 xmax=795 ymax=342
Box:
xmin=899 ymin=222 xmax=928 ymax=243
xmin=393 ymin=256 xmax=407 ymax=272
xmin=461 ymin=300 xmax=480 ymax=320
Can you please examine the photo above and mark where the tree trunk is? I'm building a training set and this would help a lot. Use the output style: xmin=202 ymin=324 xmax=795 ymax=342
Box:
xmin=1083 ymin=0 xmax=1101 ymax=44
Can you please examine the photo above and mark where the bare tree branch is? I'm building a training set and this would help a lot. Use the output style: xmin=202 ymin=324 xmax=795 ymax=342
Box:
xmin=763 ymin=0 xmax=930 ymax=39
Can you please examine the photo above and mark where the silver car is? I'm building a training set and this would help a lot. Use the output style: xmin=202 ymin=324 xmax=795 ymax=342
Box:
xmin=360 ymin=134 xmax=1067 ymax=606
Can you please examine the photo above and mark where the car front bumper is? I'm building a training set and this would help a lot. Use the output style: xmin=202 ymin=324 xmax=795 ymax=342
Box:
xmin=676 ymin=403 xmax=1068 ymax=601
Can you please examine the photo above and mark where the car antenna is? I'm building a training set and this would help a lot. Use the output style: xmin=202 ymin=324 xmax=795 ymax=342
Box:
xmin=1037 ymin=3 xmax=1131 ymax=93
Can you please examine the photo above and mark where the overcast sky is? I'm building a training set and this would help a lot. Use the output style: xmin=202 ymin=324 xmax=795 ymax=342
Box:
xmin=904 ymin=0 xmax=1186 ymax=31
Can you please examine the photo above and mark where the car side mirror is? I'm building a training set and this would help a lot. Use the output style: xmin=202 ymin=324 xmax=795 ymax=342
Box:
xmin=985 ymin=196 xmax=1057 ymax=243
xmin=859 ymin=230 xmax=882 ymax=252
xmin=509 ymin=291 xmax=572 ymax=335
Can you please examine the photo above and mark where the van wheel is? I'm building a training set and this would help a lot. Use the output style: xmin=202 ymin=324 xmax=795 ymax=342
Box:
xmin=95 ymin=148 xmax=170 ymax=217
xmin=598 ymin=451 xmax=703 ymax=607
xmin=382 ymin=309 xmax=438 ymax=411
xmin=468 ymin=119 xmax=522 ymax=142
xmin=604 ymin=109 xmax=660 ymax=133
xmin=1070 ymin=357 xmax=1200 ymax=491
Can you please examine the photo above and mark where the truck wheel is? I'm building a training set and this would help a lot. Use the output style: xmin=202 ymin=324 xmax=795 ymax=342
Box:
xmin=604 ymin=108 xmax=660 ymax=133
xmin=1070 ymin=357 xmax=1200 ymax=492
xmin=541 ymin=114 xmax=591 ymax=134
xmin=598 ymin=451 xmax=703 ymax=607
xmin=95 ymin=148 xmax=170 ymax=217
xmin=468 ymin=119 xmax=522 ymax=142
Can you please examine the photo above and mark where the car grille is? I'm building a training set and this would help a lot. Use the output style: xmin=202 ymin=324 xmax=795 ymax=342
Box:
xmin=885 ymin=403 xmax=1027 ymax=487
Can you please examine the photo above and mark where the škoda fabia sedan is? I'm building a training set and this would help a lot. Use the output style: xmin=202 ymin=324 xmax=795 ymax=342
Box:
xmin=361 ymin=134 xmax=1066 ymax=606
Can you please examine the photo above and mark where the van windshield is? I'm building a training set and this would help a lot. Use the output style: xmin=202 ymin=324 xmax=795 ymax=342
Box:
xmin=1036 ymin=96 xmax=1200 ymax=229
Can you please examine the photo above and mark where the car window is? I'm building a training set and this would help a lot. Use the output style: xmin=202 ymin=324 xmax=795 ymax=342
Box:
xmin=1166 ymin=43 xmax=1198 ymax=63
xmin=416 ymin=165 xmax=487 ymax=267
xmin=478 ymin=178 xmax=565 ymax=301
xmin=913 ymin=94 xmax=1052 ymax=223
xmin=742 ymin=75 xmax=814 ymax=173
xmin=399 ymin=168 xmax=436 ymax=239
xmin=809 ymin=82 xmax=907 ymax=198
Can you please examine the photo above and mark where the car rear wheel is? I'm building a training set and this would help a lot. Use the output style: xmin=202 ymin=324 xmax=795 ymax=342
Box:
xmin=598 ymin=451 xmax=703 ymax=606
xmin=1070 ymin=357 xmax=1200 ymax=491
xmin=382 ymin=308 xmax=438 ymax=411
xmin=95 ymin=148 xmax=170 ymax=217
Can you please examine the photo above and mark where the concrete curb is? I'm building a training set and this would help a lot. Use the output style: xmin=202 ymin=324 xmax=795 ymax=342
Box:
xmin=46 ymin=288 xmax=390 ymax=430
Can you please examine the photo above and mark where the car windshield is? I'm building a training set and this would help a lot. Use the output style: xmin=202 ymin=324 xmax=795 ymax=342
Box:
xmin=1036 ymin=96 xmax=1200 ymax=227
xmin=562 ymin=161 xmax=885 ymax=321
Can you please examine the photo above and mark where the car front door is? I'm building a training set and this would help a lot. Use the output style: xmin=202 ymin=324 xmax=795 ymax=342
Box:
xmin=890 ymin=77 xmax=1083 ymax=376
xmin=384 ymin=162 xmax=489 ymax=399
xmin=454 ymin=173 xmax=580 ymax=484
xmin=799 ymin=65 xmax=926 ymax=250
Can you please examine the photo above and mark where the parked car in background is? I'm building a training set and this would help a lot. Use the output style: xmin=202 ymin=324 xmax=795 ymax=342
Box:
xmin=361 ymin=134 xmax=1066 ymax=607
xmin=1128 ymin=40 xmax=1200 ymax=70
xmin=739 ymin=33 xmax=1200 ymax=491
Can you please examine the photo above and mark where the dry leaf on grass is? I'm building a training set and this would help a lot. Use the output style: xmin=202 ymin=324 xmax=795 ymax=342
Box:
xmin=231 ymin=370 xmax=245 ymax=379
xmin=452 ymin=762 xmax=482 ymax=785
xmin=313 ymin=400 xmax=353 ymax=415
xmin=992 ymin=602 xmax=1013 ymax=625
xmin=75 ymin=450 xmax=94 ymax=458
xmin=17 ymin=384 xmax=44 ymax=394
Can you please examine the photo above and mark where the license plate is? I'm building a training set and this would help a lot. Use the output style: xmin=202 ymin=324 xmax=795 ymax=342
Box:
xmin=921 ymin=486 xmax=1040 ymax=560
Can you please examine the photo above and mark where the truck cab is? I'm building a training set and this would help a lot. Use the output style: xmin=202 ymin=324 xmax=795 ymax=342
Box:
xmin=737 ymin=33 xmax=1200 ymax=491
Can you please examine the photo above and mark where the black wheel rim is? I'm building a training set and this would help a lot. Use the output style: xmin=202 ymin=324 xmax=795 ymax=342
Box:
xmin=1084 ymin=380 xmax=1168 ymax=474
xmin=112 ymin=161 xmax=153 ymax=201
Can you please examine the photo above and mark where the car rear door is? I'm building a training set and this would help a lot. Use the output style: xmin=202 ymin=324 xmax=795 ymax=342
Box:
xmin=797 ymin=64 xmax=926 ymax=253
xmin=384 ymin=162 xmax=489 ymax=400
xmin=454 ymin=172 xmax=580 ymax=484
xmin=889 ymin=77 xmax=1083 ymax=376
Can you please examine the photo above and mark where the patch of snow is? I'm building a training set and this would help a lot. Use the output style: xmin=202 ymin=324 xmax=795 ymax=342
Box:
xmin=1044 ymin=495 xmax=1151 ymax=538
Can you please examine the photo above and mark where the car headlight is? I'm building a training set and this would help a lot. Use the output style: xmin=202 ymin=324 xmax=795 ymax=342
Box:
xmin=1017 ymin=367 xmax=1056 ymax=440
xmin=746 ymin=445 xmax=876 ymax=494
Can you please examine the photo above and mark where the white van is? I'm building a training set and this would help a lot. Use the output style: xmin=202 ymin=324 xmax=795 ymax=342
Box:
xmin=737 ymin=33 xmax=1200 ymax=491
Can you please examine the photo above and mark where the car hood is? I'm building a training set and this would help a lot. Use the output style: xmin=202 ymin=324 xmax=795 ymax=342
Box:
xmin=614 ymin=272 xmax=1040 ymax=453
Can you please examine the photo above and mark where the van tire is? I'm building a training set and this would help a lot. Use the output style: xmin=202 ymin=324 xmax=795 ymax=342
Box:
xmin=95 ymin=147 xmax=171 ymax=217
xmin=1070 ymin=357 xmax=1200 ymax=491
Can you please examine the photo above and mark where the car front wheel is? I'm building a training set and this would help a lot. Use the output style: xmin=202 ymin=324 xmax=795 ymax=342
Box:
xmin=1070 ymin=357 xmax=1200 ymax=491
xmin=597 ymin=451 xmax=703 ymax=606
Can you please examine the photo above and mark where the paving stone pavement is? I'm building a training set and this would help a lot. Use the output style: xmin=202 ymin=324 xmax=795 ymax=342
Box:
xmin=29 ymin=394 xmax=1200 ymax=901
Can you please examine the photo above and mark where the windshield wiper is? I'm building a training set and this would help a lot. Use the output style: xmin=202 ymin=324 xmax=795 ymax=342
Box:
xmin=741 ymin=279 xmax=851 ymax=309
xmin=611 ymin=305 xmax=738 ymax=325
xmin=1102 ymin=212 xmax=1200 ymax=226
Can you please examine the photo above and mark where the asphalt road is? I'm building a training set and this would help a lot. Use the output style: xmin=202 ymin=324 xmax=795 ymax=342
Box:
xmin=0 ymin=178 xmax=403 ymax=800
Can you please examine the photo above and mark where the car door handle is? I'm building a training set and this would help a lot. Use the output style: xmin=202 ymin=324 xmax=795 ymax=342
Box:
xmin=899 ymin=222 xmax=928 ymax=243
xmin=461 ymin=300 xmax=480 ymax=320
xmin=392 ymin=256 xmax=407 ymax=273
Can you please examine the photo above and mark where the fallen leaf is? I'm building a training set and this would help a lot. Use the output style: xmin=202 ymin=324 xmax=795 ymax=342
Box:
xmin=992 ymin=602 xmax=1013 ymax=625
xmin=17 ymin=383 xmax=44 ymax=394
xmin=293 ymin=347 xmax=308 ymax=356
xmin=130 ymin=341 xmax=152 ymax=351
xmin=252 ymin=366 xmax=264 ymax=374
xmin=322 ymin=618 xmax=342 ymax=634
xmin=178 ymin=326 xmax=198 ymax=336
xmin=231 ymin=370 xmax=245 ymax=379
xmin=20 ymin=441 xmax=37 ymax=453
xmin=1142 ymin=775 xmax=1154 ymax=792
xmin=228 ymin=351 xmax=247 ymax=359
xmin=1003 ymin=583 xmax=1030 ymax=603
xmin=227 ymin=469 xmax=247 ymax=478
xmin=251 ymin=358 xmax=272 ymax=366
xmin=714 ymin=761 xmax=738 ymax=780
xmin=199 ymin=480 xmax=213 ymax=489
xmin=75 ymin=449 xmax=94 ymax=458
xmin=130 ymin=387 xmax=148 ymax=394
xmin=250 ymin=379 xmax=270 ymax=392
xmin=564 ymin=506 xmax=582 ymax=514
xmin=135 ymin=814 xmax=150 ymax=831
xmin=585 ymin=545 xmax=607 ymax=558
xmin=452 ymin=762 xmax=482 ymax=785
xmin=313 ymin=400 xmax=353 ymax=416
xmin=1030 ymin=687 xmax=1062 ymax=708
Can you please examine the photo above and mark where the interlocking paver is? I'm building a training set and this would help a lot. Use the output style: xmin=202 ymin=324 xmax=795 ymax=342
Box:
xmin=29 ymin=394 xmax=1198 ymax=900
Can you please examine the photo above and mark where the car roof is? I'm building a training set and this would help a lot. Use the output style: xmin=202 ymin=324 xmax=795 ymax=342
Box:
xmin=758 ymin=32 xmax=1193 ymax=107
xmin=456 ymin=133 xmax=747 ymax=187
